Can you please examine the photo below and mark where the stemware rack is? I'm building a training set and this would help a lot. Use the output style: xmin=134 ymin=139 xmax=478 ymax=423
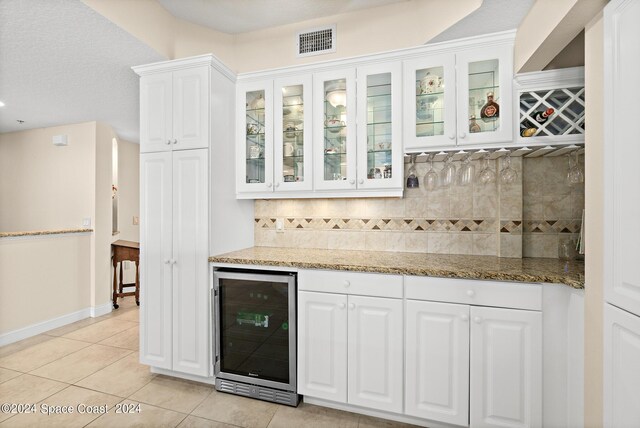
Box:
xmin=403 ymin=142 xmax=585 ymax=164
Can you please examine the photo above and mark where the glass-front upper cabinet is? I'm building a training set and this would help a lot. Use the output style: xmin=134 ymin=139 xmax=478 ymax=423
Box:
xmin=274 ymin=75 xmax=312 ymax=192
xmin=237 ymin=80 xmax=273 ymax=194
xmin=403 ymin=54 xmax=456 ymax=150
xmin=456 ymin=45 xmax=513 ymax=145
xmin=313 ymin=69 xmax=357 ymax=191
xmin=356 ymin=62 xmax=403 ymax=190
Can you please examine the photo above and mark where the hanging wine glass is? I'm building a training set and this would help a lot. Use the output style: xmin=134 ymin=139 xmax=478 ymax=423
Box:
xmin=458 ymin=154 xmax=475 ymax=187
xmin=424 ymin=154 xmax=439 ymax=190
xmin=478 ymin=154 xmax=496 ymax=185
xmin=500 ymin=152 xmax=518 ymax=184
xmin=567 ymin=151 xmax=584 ymax=187
xmin=406 ymin=154 xmax=419 ymax=188
xmin=440 ymin=153 xmax=456 ymax=188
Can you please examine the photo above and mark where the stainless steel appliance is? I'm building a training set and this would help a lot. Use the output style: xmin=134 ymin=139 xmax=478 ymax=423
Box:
xmin=212 ymin=269 xmax=299 ymax=406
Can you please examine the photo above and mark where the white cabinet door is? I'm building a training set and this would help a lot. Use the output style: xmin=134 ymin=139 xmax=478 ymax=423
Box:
xmin=604 ymin=303 xmax=640 ymax=427
xmin=470 ymin=307 xmax=541 ymax=428
xmin=604 ymin=0 xmax=640 ymax=317
xmin=140 ymin=73 xmax=173 ymax=153
xmin=347 ymin=295 xmax=403 ymax=413
xmin=405 ymin=300 xmax=469 ymax=426
xmin=403 ymin=54 xmax=457 ymax=150
xmin=140 ymin=152 xmax=173 ymax=369
xmin=456 ymin=45 xmax=513 ymax=146
xmin=313 ymin=68 xmax=357 ymax=191
xmin=356 ymin=62 xmax=403 ymax=191
xmin=171 ymin=149 xmax=209 ymax=376
xmin=274 ymin=74 xmax=313 ymax=192
xmin=237 ymin=80 xmax=274 ymax=194
xmin=298 ymin=291 xmax=348 ymax=403
xmin=172 ymin=67 xmax=210 ymax=151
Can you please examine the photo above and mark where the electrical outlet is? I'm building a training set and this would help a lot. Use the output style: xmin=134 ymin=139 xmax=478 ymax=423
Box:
xmin=133 ymin=216 xmax=139 ymax=225
xmin=82 ymin=217 xmax=91 ymax=228
xmin=275 ymin=218 xmax=284 ymax=233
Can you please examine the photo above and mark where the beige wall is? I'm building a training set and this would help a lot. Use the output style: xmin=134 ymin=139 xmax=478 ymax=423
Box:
xmin=0 ymin=122 xmax=96 ymax=232
xmin=83 ymin=0 xmax=481 ymax=73
xmin=117 ymin=139 xmax=140 ymax=243
xmin=94 ymin=122 xmax=116 ymax=308
xmin=584 ymin=13 xmax=604 ymax=428
xmin=0 ymin=234 xmax=92 ymax=336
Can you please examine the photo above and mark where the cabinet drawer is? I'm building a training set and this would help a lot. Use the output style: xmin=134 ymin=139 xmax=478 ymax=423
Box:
xmin=405 ymin=276 xmax=541 ymax=311
xmin=298 ymin=269 xmax=403 ymax=299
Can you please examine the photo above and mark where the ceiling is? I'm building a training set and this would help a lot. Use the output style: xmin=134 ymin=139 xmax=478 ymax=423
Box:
xmin=0 ymin=0 xmax=165 ymax=142
xmin=157 ymin=0 xmax=409 ymax=34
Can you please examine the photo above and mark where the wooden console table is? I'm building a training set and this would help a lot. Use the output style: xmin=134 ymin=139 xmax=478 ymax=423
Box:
xmin=111 ymin=240 xmax=139 ymax=309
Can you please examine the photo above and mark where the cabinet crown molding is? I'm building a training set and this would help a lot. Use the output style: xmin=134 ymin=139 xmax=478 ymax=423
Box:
xmin=132 ymin=53 xmax=236 ymax=82
xmin=514 ymin=66 xmax=585 ymax=90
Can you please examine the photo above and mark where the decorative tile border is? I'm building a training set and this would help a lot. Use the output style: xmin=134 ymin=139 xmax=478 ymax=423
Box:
xmin=523 ymin=219 xmax=582 ymax=234
xmin=500 ymin=220 xmax=522 ymax=234
xmin=255 ymin=217 xmax=503 ymax=233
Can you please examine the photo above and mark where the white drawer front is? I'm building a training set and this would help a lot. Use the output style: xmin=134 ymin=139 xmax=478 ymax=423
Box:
xmin=298 ymin=269 xmax=403 ymax=299
xmin=405 ymin=276 xmax=542 ymax=311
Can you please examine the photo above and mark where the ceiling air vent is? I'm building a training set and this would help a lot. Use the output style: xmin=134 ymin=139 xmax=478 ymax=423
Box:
xmin=297 ymin=25 xmax=336 ymax=57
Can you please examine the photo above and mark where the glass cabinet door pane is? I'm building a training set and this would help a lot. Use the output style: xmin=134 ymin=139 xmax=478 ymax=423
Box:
xmin=282 ymin=84 xmax=304 ymax=183
xmin=415 ymin=66 xmax=445 ymax=138
xmin=324 ymin=78 xmax=347 ymax=181
xmin=468 ymin=59 xmax=500 ymax=134
xmin=245 ymin=90 xmax=265 ymax=184
xmin=367 ymin=73 xmax=393 ymax=180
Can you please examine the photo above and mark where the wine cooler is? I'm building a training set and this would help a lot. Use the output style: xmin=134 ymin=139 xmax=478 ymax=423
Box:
xmin=212 ymin=269 xmax=299 ymax=406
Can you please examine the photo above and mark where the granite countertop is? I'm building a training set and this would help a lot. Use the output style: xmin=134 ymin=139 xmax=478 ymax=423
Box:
xmin=0 ymin=228 xmax=93 ymax=238
xmin=209 ymin=247 xmax=585 ymax=289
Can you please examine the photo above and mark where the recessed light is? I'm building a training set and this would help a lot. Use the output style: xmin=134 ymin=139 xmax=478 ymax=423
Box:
xmin=0 ymin=100 xmax=5 ymax=107
xmin=17 ymin=119 xmax=24 ymax=124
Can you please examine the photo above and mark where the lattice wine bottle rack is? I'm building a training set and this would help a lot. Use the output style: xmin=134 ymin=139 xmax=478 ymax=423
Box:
xmin=519 ymin=86 xmax=585 ymax=140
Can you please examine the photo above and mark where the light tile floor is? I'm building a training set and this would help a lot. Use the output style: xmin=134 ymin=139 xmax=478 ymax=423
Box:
xmin=0 ymin=297 xmax=421 ymax=428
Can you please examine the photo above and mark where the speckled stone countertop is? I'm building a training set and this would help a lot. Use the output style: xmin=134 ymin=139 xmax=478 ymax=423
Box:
xmin=209 ymin=247 xmax=585 ymax=289
xmin=0 ymin=228 xmax=93 ymax=238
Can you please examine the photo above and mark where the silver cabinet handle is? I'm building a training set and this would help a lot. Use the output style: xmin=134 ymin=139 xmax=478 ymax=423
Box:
xmin=166 ymin=140 xmax=171 ymax=145
xmin=172 ymin=139 xmax=177 ymax=144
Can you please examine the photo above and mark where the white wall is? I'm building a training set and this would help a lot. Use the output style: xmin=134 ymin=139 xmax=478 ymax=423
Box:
xmin=0 ymin=122 xmax=96 ymax=232
xmin=117 ymin=138 xmax=140 ymax=242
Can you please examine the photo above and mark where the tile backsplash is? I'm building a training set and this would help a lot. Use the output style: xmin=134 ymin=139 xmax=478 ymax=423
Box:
xmin=254 ymin=155 xmax=584 ymax=258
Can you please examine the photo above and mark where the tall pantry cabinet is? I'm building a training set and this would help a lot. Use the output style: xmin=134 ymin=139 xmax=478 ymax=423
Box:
xmin=133 ymin=55 xmax=248 ymax=378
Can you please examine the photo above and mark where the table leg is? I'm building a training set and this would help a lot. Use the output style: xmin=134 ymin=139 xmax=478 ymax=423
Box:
xmin=135 ymin=260 xmax=140 ymax=306
xmin=119 ymin=262 xmax=124 ymax=293
xmin=112 ymin=256 xmax=119 ymax=309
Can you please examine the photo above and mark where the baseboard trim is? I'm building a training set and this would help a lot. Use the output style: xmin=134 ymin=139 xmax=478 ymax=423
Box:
xmin=303 ymin=397 xmax=451 ymax=428
xmin=150 ymin=366 xmax=215 ymax=385
xmin=0 ymin=307 xmax=91 ymax=346
xmin=90 ymin=302 xmax=112 ymax=318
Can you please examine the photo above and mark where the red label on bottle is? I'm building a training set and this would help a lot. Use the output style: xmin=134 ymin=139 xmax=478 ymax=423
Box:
xmin=484 ymin=105 xmax=497 ymax=117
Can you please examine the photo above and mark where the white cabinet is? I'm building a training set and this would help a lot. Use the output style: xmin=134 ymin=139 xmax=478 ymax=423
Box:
xmin=604 ymin=303 xmax=640 ymax=427
xmin=140 ymin=149 xmax=209 ymax=377
xmin=298 ymin=289 xmax=403 ymax=413
xmin=140 ymin=66 xmax=209 ymax=153
xmin=405 ymin=300 xmax=469 ymax=426
xmin=470 ymin=306 xmax=542 ymax=428
xmin=236 ymin=80 xmax=274 ymax=194
xmin=313 ymin=68 xmax=357 ymax=191
xmin=297 ymin=291 xmax=347 ymax=402
xmin=403 ymin=45 xmax=513 ymax=152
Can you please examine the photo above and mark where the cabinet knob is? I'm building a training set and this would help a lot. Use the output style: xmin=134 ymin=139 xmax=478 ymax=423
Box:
xmin=358 ymin=178 xmax=364 ymax=185
xmin=461 ymin=314 xmax=469 ymax=321
xmin=170 ymin=259 xmax=176 ymax=265
xmin=338 ymin=303 xmax=346 ymax=309
xmin=459 ymin=132 xmax=467 ymax=139
xmin=466 ymin=290 xmax=475 ymax=297
xmin=349 ymin=179 xmax=355 ymax=185
xmin=164 ymin=259 xmax=170 ymax=264
xmin=274 ymin=182 xmax=280 ymax=188
xmin=448 ymin=133 xmax=455 ymax=140
xmin=172 ymin=139 xmax=177 ymax=144
xmin=266 ymin=182 xmax=273 ymax=188
xmin=348 ymin=303 xmax=355 ymax=310
xmin=343 ymin=280 xmax=350 ymax=287
xmin=166 ymin=139 xmax=171 ymax=145
xmin=473 ymin=316 xmax=482 ymax=324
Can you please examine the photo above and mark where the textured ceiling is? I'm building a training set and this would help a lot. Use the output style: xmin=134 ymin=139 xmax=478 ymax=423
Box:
xmin=158 ymin=0 xmax=409 ymax=34
xmin=428 ymin=0 xmax=534 ymax=43
xmin=0 ymin=0 xmax=165 ymax=142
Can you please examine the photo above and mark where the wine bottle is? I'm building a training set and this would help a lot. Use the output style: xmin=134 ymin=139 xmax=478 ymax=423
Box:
xmin=469 ymin=115 xmax=482 ymax=133
xmin=480 ymin=92 xmax=499 ymax=122
xmin=533 ymin=108 xmax=554 ymax=124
